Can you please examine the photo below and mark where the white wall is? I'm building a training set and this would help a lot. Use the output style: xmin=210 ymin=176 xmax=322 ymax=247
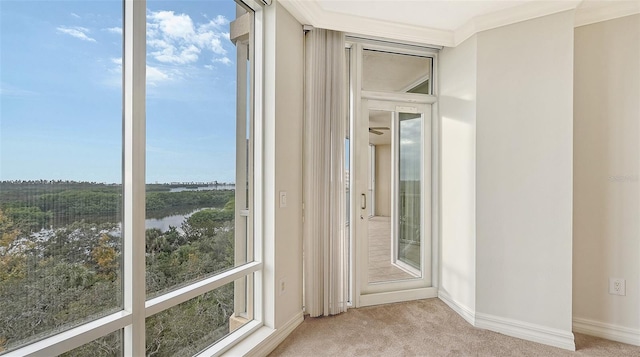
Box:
xmin=274 ymin=1 xmax=304 ymax=329
xmin=475 ymin=10 xmax=574 ymax=348
xmin=375 ymin=144 xmax=391 ymax=217
xmin=259 ymin=2 xmax=639 ymax=353
xmin=439 ymin=34 xmax=477 ymax=319
xmin=264 ymin=1 xmax=304 ymax=330
xmin=573 ymin=14 xmax=640 ymax=343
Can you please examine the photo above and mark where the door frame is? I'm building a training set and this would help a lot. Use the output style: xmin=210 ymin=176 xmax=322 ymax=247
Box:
xmin=354 ymin=95 xmax=437 ymax=307
xmin=347 ymin=39 xmax=441 ymax=308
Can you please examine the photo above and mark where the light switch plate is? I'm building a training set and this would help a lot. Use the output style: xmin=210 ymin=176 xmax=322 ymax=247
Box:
xmin=279 ymin=191 xmax=287 ymax=208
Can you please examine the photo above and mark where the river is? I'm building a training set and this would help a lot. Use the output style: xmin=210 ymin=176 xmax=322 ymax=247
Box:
xmin=145 ymin=208 xmax=208 ymax=233
xmin=30 ymin=207 xmax=210 ymax=242
xmin=169 ymin=185 xmax=234 ymax=193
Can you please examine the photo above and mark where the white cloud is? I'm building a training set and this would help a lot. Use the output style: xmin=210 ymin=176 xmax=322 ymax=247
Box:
xmin=57 ymin=26 xmax=96 ymax=42
xmin=104 ymin=58 xmax=172 ymax=87
xmin=101 ymin=58 xmax=122 ymax=88
xmin=146 ymin=10 xmax=231 ymax=65
xmin=149 ymin=10 xmax=195 ymax=39
xmin=106 ymin=27 xmax=123 ymax=35
xmin=203 ymin=15 xmax=229 ymax=29
xmin=213 ymin=57 xmax=232 ymax=66
xmin=147 ymin=65 xmax=171 ymax=85
xmin=149 ymin=39 xmax=200 ymax=64
xmin=70 ymin=13 xmax=81 ymax=19
xmin=194 ymin=32 xmax=225 ymax=55
xmin=110 ymin=57 xmax=123 ymax=74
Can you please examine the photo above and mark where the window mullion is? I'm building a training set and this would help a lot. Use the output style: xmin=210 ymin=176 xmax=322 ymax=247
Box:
xmin=122 ymin=0 xmax=146 ymax=356
xmin=145 ymin=262 xmax=262 ymax=318
xmin=233 ymin=38 xmax=249 ymax=319
xmin=10 ymin=312 xmax=131 ymax=357
xmin=251 ymin=2 xmax=264 ymax=326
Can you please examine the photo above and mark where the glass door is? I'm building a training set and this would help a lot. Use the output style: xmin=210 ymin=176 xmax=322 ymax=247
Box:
xmin=354 ymin=99 xmax=433 ymax=306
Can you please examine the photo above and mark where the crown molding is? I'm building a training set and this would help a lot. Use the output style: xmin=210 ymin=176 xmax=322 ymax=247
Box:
xmin=279 ymin=0 xmax=455 ymax=46
xmin=279 ymin=0 xmax=640 ymax=48
xmin=575 ymin=0 xmax=640 ymax=28
xmin=454 ymin=1 xmax=581 ymax=46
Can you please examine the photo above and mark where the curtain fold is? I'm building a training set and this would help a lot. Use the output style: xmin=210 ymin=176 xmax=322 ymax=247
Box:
xmin=303 ymin=28 xmax=348 ymax=317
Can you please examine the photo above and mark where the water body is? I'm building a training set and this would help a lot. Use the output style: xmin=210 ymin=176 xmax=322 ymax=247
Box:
xmin=29 ymin=208 xmax=212 ymax=242
xmin=30 ymin=207 xmax=215 ymax=242
xmin=145 ymin=208 xmax=210 ymax=233
xmin=169 ymin=185 xmax=234 ymax=193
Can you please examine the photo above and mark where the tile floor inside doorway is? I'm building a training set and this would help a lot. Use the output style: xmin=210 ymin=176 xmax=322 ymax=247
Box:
xmin=367 ymin=216 xmax=417 ymax=282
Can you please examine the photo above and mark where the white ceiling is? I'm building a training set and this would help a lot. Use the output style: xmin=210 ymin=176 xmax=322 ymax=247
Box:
xmin=315 ymin=0 xmax=531 ymax=31
xmin=369 ymin=109 xmax=392 ymax=145
xmin=279 ymin=0 xmax=640 ymax=47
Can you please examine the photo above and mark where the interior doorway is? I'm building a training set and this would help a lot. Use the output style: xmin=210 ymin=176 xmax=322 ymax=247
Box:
xmin=353 ymin=98 xmax=434 ymax=306
xmin=347 ymin=39 xmax=439 ymax=307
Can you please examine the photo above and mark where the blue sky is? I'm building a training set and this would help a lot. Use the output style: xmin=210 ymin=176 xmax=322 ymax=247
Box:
xmin=1 ymin=0 xmax=239 ymax=184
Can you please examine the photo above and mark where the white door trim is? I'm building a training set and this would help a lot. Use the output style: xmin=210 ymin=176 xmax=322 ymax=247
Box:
xmin=356 ymin=97 xmax=433 ymax=300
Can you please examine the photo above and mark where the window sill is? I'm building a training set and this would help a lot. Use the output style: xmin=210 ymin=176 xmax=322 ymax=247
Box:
xmin=221 ymin=310 xmax=304 ymax=357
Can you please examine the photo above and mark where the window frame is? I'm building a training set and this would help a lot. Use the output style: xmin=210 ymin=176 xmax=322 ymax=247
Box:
xmin=8 ymin=0 xmax=265 ymax=355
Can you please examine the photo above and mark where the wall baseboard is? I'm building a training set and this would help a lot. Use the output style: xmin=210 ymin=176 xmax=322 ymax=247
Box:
xmin=437 ymin=290 xmax=476 ymax=326
xmin=437 ymin=291 xmax=575 ymax=351
xmin=573 ymin=317 xmax=640 ymax=347
xmin=246 ymin=311 xmax=304 ymax=357
xmin=475 ymin=313 xmax=576 ymax=351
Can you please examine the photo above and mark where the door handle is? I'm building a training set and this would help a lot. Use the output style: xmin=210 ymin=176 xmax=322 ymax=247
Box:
xmin=361 ymin=193 xmax=367 ymax=210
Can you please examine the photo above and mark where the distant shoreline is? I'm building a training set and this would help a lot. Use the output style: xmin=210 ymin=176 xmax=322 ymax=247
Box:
xmin=0 ymin=180 xmax=236 ymax=186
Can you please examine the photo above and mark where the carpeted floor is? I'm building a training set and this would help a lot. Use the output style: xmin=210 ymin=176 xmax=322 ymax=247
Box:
xmin=269 ymin=298 xmax=640 ymax=356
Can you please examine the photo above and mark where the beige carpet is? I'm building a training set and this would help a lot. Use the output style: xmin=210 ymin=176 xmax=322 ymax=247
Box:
xmin=269 ymin=298 xmax=640 ymax=356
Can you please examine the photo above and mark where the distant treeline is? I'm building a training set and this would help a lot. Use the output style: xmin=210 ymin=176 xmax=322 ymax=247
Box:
xmin=0 ymin=181 xmax=234 ymax=231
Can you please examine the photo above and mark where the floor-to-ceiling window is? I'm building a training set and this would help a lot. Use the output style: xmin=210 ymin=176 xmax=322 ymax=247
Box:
xmin=0 ymin=0 xmax=263 ymax=355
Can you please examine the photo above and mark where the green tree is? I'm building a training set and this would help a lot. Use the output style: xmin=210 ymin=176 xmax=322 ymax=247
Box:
xmin=0 ymin=182 xmax=239 ymax=355
xmin=145 ymin=285 xmax=234 ymax=356
xmin=91 ymin=234 xmax=119 ymax=281
xmin=0 ymin=209 xmax=28 ymax=281
xmin=3 ymin=206 xmax=51 ymax=232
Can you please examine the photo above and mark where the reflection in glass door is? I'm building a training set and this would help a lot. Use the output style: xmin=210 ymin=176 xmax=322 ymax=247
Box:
xmin=356 ymin=99 xmax=432 ymax=302
xmin=367 ymin=109 xmax=406 ymax=283
xmin=396 ymin=113 xmax=422 ymax=272
xmin=368 ymin=144 xmax=376 ymax=218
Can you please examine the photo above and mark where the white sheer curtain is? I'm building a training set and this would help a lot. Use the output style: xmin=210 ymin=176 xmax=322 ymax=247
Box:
xmin=303 ymin=28 xmax=348 ymax=317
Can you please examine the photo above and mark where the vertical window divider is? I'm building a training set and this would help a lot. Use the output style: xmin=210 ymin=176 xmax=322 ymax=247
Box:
xmin=122 ymin=0 xmax=146 ymax=355
xmin=246 ymin=3 xmax=258 ymax=325
xmin=250 ymin=2 xmax=264 ymax=326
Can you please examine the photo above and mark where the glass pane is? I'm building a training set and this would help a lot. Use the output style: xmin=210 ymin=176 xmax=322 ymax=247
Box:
xmin=59 ymin=330 xmax=122 ymax=357
xmin=345 ymin=47 xmax=351 ymax=227
xmin=145 ymin=0 xmax=252 ymax=298
xmin=367 ymin=109 xmax=413 ymax=283
xmin=368 ymin=144 xmax=376 ymax=217
xmin=345 ymin=47 xmax=351 ymax=300
xmin=146 ymin=279 xmax=250 ymax=356
xmin=362 ymin=50 xmax=432 ymax=94
xmin=398 ymin=113 xmax=422 ymax=269
xmin=0 ymin=1 xmax=123 ymax=353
